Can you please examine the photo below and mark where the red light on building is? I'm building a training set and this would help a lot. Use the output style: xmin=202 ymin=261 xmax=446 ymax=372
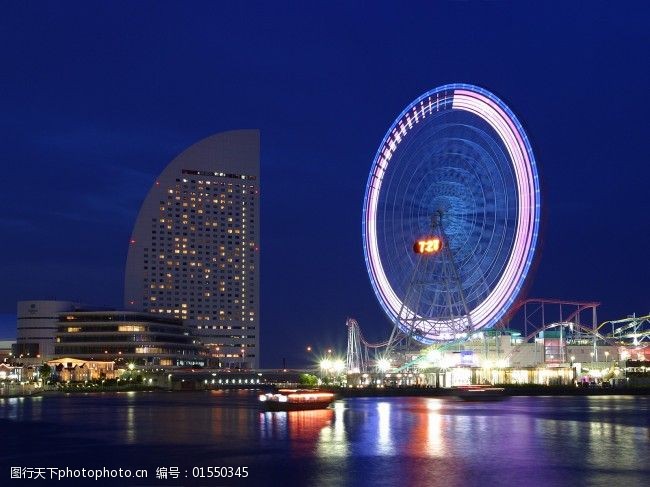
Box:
xmin=413 ymin=237 xmax=442 ymax=254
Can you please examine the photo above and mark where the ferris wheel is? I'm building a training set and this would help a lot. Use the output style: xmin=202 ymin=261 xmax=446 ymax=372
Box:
xmin=362 ymin=84 xmax=540 ymax=345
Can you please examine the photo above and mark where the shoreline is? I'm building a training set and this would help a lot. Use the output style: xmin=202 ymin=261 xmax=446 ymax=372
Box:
xmin=3 ymin=384 xmax=650 ymax=399
xmin=323 ymin=385 xmax=650 ymax=398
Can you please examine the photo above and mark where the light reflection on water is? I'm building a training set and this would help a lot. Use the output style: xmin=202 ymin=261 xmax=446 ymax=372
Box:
xmin=317 ymin=401 xmax=348 ymax=458
xmin=1 ymin=392 xmax=649 ymax=486
xmin=376 ymin=401 xmax=393 ymax=456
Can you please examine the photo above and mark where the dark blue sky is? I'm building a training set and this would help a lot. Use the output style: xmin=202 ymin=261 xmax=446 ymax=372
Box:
xmin=1 ymin=2 xmax=648 ymax=367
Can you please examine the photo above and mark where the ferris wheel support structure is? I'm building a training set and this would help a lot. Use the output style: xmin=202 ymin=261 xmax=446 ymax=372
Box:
xmin=385 ymin=211 xmax=474 ymax=357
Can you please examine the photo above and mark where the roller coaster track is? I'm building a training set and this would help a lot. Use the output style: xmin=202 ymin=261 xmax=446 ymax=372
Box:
xmin=345 ymin=305 xmax=649 ymax=373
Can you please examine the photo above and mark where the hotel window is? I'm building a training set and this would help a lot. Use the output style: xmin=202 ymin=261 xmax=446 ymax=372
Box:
xmin=118 ymin=325 xmax=145 ymax=332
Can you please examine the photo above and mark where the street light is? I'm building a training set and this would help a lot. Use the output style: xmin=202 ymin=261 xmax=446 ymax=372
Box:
xmin=320 ymin=359 xmax=332 ymax=372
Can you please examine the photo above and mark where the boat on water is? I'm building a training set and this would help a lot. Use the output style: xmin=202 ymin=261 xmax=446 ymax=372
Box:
xmin=259 ymin=389 xmax=336 ymax=411
xmin=455 ymin=385 xmax=507 ymax=401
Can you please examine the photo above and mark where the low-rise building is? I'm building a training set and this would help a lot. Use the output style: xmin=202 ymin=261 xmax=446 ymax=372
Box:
xmin=0 ymin=363 xmax=21 ymax=380
xmin=46 ymin=358 xmax=116 ymax=382
xmin=54 ymin=310 xmax=208 ymax=367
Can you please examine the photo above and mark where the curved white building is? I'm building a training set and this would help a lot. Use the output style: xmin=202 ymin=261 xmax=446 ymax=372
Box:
xmin=124 ymin=130 xmax=260 ymax=369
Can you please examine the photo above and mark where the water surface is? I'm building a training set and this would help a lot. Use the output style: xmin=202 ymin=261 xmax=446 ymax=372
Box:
xmin=1 ymin=391 xmax=648 ymax=486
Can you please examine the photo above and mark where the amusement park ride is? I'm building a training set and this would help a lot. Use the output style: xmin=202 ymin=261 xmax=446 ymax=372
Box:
xmin=346 ymin=84 xmax=649 ymax=375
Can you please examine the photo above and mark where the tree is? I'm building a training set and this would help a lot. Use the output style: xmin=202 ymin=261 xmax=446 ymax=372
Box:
xmin=39 ymin=363 xmax=52 ymax=382
xmin=298 ymin=373 xmax=318 ymax=387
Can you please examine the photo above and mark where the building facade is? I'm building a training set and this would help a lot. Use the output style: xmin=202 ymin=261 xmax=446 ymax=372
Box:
xmin=46 ymin=358 xmax=116 ymax=381
xmin=124 ymin=130 xmax=260 ymax=369
xmin=54 ymin=310 xmax=207 ymax=367
xmin=14 ymin=300 xmax=83 ymax=362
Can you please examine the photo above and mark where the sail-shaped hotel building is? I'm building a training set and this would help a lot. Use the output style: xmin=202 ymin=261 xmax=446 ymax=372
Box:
xmin=124 ymin=130 xmax=260 ymax=369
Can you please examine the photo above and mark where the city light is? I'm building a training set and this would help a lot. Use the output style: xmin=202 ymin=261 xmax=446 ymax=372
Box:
xmin=332 ymin=359 xmax=345 ymax=373
xmin=376 ymin=358 xmax=391 ymax=373
xmin=320 ymin=358 xmax=345 ymax=374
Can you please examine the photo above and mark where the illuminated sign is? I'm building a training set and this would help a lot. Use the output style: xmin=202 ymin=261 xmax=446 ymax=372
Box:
xmin=413 ymin=237 xmax=442 ymax=254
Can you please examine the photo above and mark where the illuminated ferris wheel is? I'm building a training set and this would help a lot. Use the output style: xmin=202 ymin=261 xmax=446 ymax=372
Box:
xmin=362 ymin=84 xmax=540 ymax=345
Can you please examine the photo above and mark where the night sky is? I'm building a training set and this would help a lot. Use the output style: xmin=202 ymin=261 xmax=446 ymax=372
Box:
xmin=1 ymin=2 xmax=648 ymax=367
